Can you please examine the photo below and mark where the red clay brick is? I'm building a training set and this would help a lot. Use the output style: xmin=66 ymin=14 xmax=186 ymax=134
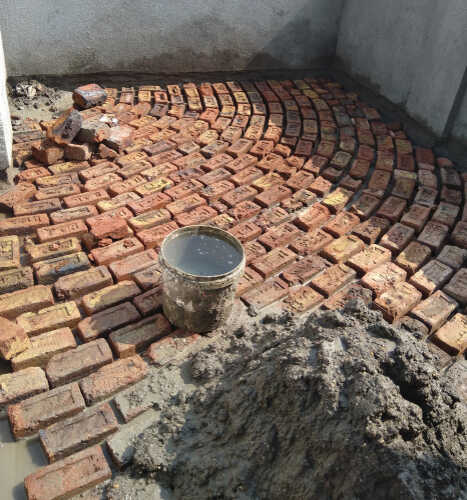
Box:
xmin=13 ymin=198 xmax=61 ymax=217
xmin=437 ymin=245 xmax=467 ymax=270
xmin=175 ymin=205 xmax=216 ymax=226
xmin=8 ymin=382 xmax=85 ymax=438
xmin=443 ymin=268 xmax=467 ymax=305
xmin=39 ymin=402 xmax=118 ymax=463
xmin=77 ymin=302 xmax=141 ymax=343
xmin=251 ymin=247 xmax=296 ymax=278
xmin=243 ymin=240 xmax=267 ymax=264
xmin=128 ymin=191 xmax=171 ymax=215
xmin=137 ymin=220 xmax=179 ymax=249
xmin=50 ymin=205 xmax=98 ymax=224
xmin=376 ymin=196 xmax=407 ymax=223
xmin=322 ymin=211 xmax=360 ymax=238
xmin=0 ymin=316 xmax=30 ymax=361
xmin=347 ymin=244 xmax=392 ymax=275
xmin=16 ymin=301 xmax=81 ymax=337
xmin=432 ymin=202 xmax=459 ymax=228
xmin=361 ymin=262 xmax=407 ymax=297
xmin=64 ymin=189 xmax=109 ymax=208
xmin=255 ymin=185 xmax=292 ymax=208
xmin=410 ymin=290 xmax=458 ymax=333
xmin=320 ymin=234 xmax=365 ymax=263
xmin=0 ymin=285 xmax=54 ymax=320
xmin=310 ymin=263 xmax=356 ymax=297
xmin=37 ymin=220 xmax=88 ymax=243
xmin=374 ymin=282 xmax=422 ymax=323
xmin=281 ymin=254 xmax=332 ymax=285
xmin=400 ymin=204 xmax=432 ymax=232
xmin=35 ymin=184 xmax=81 ymax=202
xmin=451 ymin=220 xmax=467 ymax=249
xmin=109 ymin=249 xmax=158 ymax=282
xmin=82 ymin=281 xmax=141 ymax=315
xmin=24 ymin=445 xmax=111 ymax=500
xmin=395 ymin=241 xmax=432 ymax=275
xmin=0 ymin=213 xmax=49 ymax=235
xmin=79 ymin=355 xmax=148 ymax=405
xmin=431 ymin=313 xmax=466 ymax=355
xmin=295 ymin=203 xmax=331 ymax=231
xmin=258 ymin=222 xmax=302 ymax=250
xmin=322 ymin=283 xmax=373 ymax=310
xmin=54 ymin=266 xmax=113 ymax=301
xmin=417 ymin=221 xmax=449 ymax=252
xmin=409 ymin=259 xmax=453 ymax=297
xmin=133 ymin=286 xmax=164 ymax=316
xmin=283 ymin=286 xmax=324 ymax=314
xmin=236 ymin=267 xmax=264 ymax=296
xmin=97 ymin=191 xmax=141 ymax=212
xmin=133 ymin=263 xmax=161 ymax=291
xmin=229 ymin=221 xmax=262 ymax=243
xmin=109 ymin=313 xmax=171 ymax=358
xmin=414 ymin=186 xmax=438 ymax=208
xmin=379 ymin=223 xmax=415 ymax=254
xmin=242 ymin=277 xmax=289 ymax=310
xmin=0 ymin=367 xmax=49 ymax=410
xmin=0 ymin=235 xmax=21 ymax=269
xmin=91 ymin=237 xmax=144 ymax=265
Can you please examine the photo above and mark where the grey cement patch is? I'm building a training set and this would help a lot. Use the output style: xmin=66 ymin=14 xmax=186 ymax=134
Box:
xmin=82 ymin=301 xmax=466 ymax=500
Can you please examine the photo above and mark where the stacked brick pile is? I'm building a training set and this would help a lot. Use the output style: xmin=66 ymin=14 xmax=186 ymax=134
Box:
xmin=2 ymin=77 xmax=467 ymax=499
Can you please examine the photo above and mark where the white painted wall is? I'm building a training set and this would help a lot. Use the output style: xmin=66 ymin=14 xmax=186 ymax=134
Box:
xmin=0 ymin=31 xmax=12 ymax=171
xmin=336 ymin=0 xmax=467 ymax=139
xmin=1 ymin=0 xmax=344 ymax=76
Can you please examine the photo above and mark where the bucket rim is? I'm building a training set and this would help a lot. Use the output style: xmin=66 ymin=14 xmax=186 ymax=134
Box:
xmin=159 ymin=225 xmax=245 ymax=282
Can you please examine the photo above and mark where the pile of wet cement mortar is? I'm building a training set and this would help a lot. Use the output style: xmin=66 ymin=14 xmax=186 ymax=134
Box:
xmin=107 ymin=301 xmax=466 ymax=500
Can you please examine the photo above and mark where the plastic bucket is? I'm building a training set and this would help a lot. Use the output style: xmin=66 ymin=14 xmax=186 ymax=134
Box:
xmin=159 ymin=225 xmax=245 ymax=333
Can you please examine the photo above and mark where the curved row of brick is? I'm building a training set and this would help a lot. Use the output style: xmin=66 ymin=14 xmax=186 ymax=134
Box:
xmin=2 ymin=76 xmax=466 ymax=499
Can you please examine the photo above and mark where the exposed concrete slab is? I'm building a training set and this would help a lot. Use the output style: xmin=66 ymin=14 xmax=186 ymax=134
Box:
xmin=0 ymin=31 xmax=12 ymax=171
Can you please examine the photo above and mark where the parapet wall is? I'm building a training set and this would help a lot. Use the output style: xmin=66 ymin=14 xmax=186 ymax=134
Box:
xmin=0 ymin=0 xmax=343 ymax=76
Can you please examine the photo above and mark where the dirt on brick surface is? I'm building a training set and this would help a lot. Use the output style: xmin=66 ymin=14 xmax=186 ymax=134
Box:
xmin=90 ymin=301 xmax=467 ymax=500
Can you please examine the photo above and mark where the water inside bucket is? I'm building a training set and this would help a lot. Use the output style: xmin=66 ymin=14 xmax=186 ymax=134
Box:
xmin=163 ymin=232 xmax=242 ymax=277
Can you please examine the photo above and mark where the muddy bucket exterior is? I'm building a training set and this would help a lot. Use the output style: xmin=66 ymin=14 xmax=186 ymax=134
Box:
xmin=159 ymin=225 xmax=245 ymax=333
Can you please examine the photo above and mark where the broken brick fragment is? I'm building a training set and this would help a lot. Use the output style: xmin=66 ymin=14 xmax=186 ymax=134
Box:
xmin=73 ymin=83 xmax=108 ymax=109
xmin=47 ymin=108 xmax=82 ymax=145
xmin=0 ymin=316 xmax=31 ymax=360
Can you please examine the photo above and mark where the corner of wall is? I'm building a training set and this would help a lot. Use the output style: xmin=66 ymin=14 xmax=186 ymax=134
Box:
xmin=0 ymin=30 xmax=12 ymax=172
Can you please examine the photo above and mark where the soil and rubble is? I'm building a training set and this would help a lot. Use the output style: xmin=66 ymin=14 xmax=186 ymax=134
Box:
xmin=84 ymin=301 xmax=467 ymax=500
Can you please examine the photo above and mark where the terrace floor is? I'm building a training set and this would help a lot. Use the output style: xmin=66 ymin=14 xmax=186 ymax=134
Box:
xmin=0 ymin=73 xmax=466 ymax=499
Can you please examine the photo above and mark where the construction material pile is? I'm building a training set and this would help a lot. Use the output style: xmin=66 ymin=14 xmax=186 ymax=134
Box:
xmin=104 ymin=302 xmax=467 ymax=500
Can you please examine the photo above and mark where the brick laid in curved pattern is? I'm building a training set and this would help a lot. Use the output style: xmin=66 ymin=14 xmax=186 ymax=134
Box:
xmin=2 ymin=76 xmax=467 ymax=498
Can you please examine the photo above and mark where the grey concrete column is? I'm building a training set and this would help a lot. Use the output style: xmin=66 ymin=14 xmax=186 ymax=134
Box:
xmin=0 ymin=30 xmax=12 ymax=171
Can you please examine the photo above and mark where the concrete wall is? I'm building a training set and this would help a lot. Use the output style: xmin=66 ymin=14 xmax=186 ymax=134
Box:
xmin=336 ymin=0 xmax=467 ymax=139
xmin=1 ymin=0 xmax=344 ymax=76
xmin=0 ymin=32 xmax=12 ymax=170
xmin=451 ymin=82 xmax=467 ymax=147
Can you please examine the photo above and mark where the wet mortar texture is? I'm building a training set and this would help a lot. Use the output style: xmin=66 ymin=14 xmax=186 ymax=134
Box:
xmin=0 ymin=74 xmax=466 ymax=499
